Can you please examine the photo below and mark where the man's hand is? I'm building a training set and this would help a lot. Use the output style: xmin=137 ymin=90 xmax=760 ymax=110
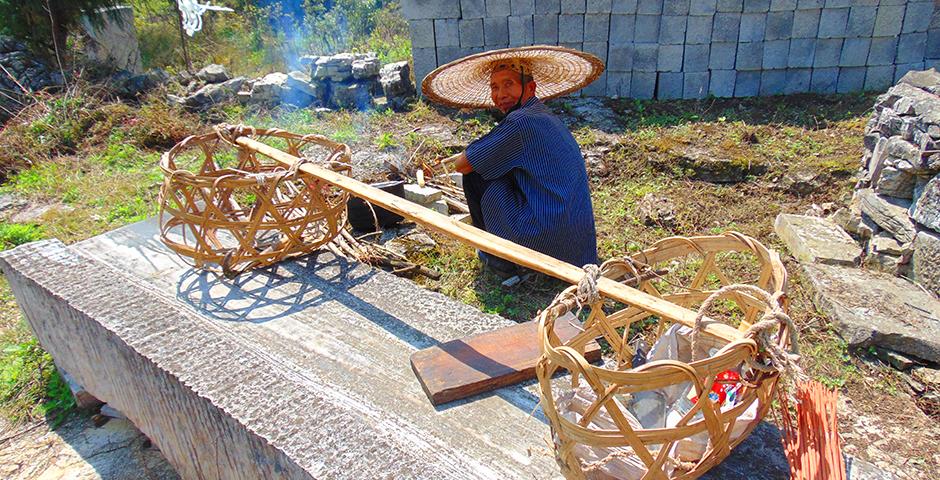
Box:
xmin=426 ymin=151 xmax=472 ymax=177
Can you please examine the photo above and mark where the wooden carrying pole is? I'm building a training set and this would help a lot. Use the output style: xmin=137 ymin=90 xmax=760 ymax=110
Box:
xmin=235 ymin=136 xmax=743 ymax=343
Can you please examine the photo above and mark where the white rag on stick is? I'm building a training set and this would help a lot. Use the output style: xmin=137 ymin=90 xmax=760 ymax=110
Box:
xmin=176 ymin=0 xmax=233 ymax=36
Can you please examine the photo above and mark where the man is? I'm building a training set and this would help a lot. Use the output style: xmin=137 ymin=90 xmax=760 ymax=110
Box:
xmin=422 ymin=47 xmax=604 ymax=277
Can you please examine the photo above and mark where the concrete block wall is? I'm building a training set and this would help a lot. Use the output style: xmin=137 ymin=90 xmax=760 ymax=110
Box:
xmin=404 ymin=0 xmax=940 ymax=99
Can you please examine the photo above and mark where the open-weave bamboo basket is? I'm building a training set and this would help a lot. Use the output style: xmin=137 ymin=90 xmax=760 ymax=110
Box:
xmin=159 ymin=126 xmax=351 ymax=277
xmin=537 ymin=232 xmax=794 ymax=479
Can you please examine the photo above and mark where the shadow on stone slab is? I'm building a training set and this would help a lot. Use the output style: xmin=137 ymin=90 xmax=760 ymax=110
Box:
xmin=700 ymin=421 xmax=790 ymax=480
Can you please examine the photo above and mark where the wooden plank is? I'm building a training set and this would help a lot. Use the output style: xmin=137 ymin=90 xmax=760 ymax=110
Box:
xmin=235 ymin=136 xmax=744 ymax=344
xmin=411 ymin=316 xmax=601 ymax=405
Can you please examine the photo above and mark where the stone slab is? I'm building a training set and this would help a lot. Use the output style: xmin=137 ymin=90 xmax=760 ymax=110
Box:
xmin=859 ymin=188 xmax=917 ymax=243
xmin=913 ymin=229 xmax=940 ymax=297
xmin=802 ymin=263 xmax=940 ymax=363
xmin=774 ymin=213 xmax=861 ymax=266
xmin=912 ymin=175 xmax=940 ymax=233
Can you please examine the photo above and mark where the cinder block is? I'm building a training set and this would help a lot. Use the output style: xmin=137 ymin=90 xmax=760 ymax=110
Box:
xmin=613 ymin=0 xmax=638 ymax=13
xmin=873 ymin=5 xmax=905 ymax=37
xmin=836 ymin=66 xmax=865 ymax=93
xmin=895 ymin=63 xmax=926 ymax=82
xmin=484 ymin=17 xmax=510 ymax=45
xmin=663 ymin=0 xmax=690 ymax=15
xmin=928 ymin=30 xmax=940 ymax=59
xmin=435 ymin=19 xmax=460 ymax=47
xmin=734 ymin=70 xmax=761 ymax=96
xmin=796 ymin=0 xmax=823 ymax=8
xmin=867 ymin=37 xmax=897 ymax=66
xmin=902 ymin=2 xmax=934 ymax=34
xmin=736 ymin=41 xmax=764 ymax=69
xmin=710 ymin=42 xmax=737 ymax=69
xmin=409 ymin=19 xmax=435 ymax=49
xmin=462 ymin=0 xmax=487 ymax=18
xmin=743 ymin=0 xmax=770 ymax=13
xmin=487 ymin=0 xmax=512 ymax=16
xmin=739 ymin=13 xmax=767 ymax=42
xmin=763 ymin=39 xmax=789 ymax=69
xmin=534 ymin=15 xmax=559 ymax=43
xmin=713 ymin=13 xmax=741 ymax=42
xmin=610 ymin=14 xmax=636 ymax=43
xmin=631 ymin=71 xmax=656 ymax=98
xmin=765 ymin=11 xmax=793 ymax=40
xmin=824 ymin=0 xmax=851 ymax=7
xmin=658 ymin=44 xmax=684 ymax=71
xmin=583 ymin=41 xmax=608 ymax=62
xmin=896 ymin=33 xmax=927 ymax=64
xmin=709 ymin=70 xmax=736 ymax=97
xmin=769 ymin=0 xmax=796 ymax=11
xmin=607 ymin=71 xmax=631 ymax=97
xmin=683 ymin=44 xmax=710 ymax=71
xmin=508 ymin=15 xmax=535 ymax=46
xmin=717 ymin=0 xmax=743 ymax=12
xmin=460 ymin=19 xmax=485 ymax=47
xmin=633 ymin=43 xmax=659 ymax=70
xmin=818 ymin=8 xmax=848 ymax=38
xmin=587 ymin=0 xmax=613 ymax=13
xmin=839 ymin=38 xmax=870 ymax=67
xmin=402 ymin=0 xmax=461 ymax=19
xmin=657 ymin=72 xmax=684 ymax=99
xmin=684 ymin=71 xmax=710 ymax=98
xmin=759 ymin=69 xmax=787 ymax=95
xmin=660 ymin=15 xmax=688 ymax=44
xmin=637 ymin=0 xmax=663 ymax=14
xmin=813 ymin=38 xmax=843 ymax=67
xmin=792 ymin=9 xmax=820 ymax=37
xmin=412 ymin=47 xmax=438 ymax=88
xmin=846 ymin=6 xmax=876 ymax=37
xmin=864 ymin=65 xmax=895 ymax=91
xmin=537 ymin=0 xmax=561 ymax=14
xmin=559 ymin=14 xmax=585 ymax=42
xmin=686 ymin=15 xmax=713 ymax=44
xmin=512 ymin=0 xmax=537 ymax=15
xmin=585 ymin=14 xmax=611 ymax=42
xmin=788 ymin=38 xmax=816 ymax=68
xmin=810 ymin=67 xmax=838 ymax=93
xmin=926 ymin=59 xmax=940 ymax=71
xmin=608 ymin=44 xmax=634 ymax=70
xmin=561 ymin=0 xmax=587 ymax=12
xmin=691 ymin=0 xmax=717 ymax=15
xmin=583 ymin=71 xmax=607 ymax=96
xmin=560 ymin=42 xmax=583 ymax=51
xmin=635 ymin=14 xmax=661 ymax=41
xmin=784 ymin=68 xmax=812 ymax=94
xmin=436 ymin=45 xmax=462 ymax=64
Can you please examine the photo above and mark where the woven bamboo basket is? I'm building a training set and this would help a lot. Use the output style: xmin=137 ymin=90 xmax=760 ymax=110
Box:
xmin=536 ymin=232 xmax=794 ymax=480
xmin=158 ymin=126 xmax=352 ymax=277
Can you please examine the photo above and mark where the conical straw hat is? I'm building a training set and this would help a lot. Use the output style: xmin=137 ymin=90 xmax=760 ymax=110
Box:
xmin=421 ymin=45 xmax=605 ymax=109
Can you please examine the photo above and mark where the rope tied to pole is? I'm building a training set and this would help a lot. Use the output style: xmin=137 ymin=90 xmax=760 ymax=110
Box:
xmin=575 ymin=264 xmax=601 ymax=309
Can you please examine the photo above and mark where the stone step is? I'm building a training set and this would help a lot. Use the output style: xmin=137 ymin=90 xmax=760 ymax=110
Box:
xmin=774 ymin=213 xmax=861 ymax=266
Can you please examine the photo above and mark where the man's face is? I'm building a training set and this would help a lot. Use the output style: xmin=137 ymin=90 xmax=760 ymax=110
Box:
xmin=490 ymin=69 xmax=527 ymax=114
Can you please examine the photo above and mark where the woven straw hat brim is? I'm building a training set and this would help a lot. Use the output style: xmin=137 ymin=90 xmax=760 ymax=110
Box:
xmin=421 ymin=45 xmax=605 ymax=109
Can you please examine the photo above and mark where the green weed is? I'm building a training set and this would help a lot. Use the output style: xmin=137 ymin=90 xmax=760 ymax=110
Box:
xmin=0 ymin=321 xmax=75 ymax=425
xmin=0 ymin=224 xmax=43 ymax=250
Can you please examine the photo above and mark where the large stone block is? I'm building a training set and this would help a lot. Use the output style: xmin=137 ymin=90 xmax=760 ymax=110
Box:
xmin=813 ymin=38 xmax=843 ymax=67
xmin=435 ymin=18 xmax=460 ymax=47
xmin=770 ymin=0 xmax=795 ymax=11
xmin=409 ymin=20 xmax=435 ymax=48
xmin=784 ymin=68 xmax=812 ymax=93
xmin=859 ymin=188 xmax=917 ymax=243
xmin=608 ymin=43 xmax=634 ymax=70
xmin=584 ymin=13 xmax=611 ymax=42
xmin=436 ymin=45 xmax=462 ymax=64
xmin=788 ymin=38 xmax=815 ymax=68
xmin=713 ymin=12 xmax=742 ymax=42
xmin=811 ymin=67 xmax=838 ymax=93
xmin=512 ymin=0 xmax=537 ymax=15
xmin=683 ymin=44 xmax=710 ymax=71
xmin=792 ymin=8 xmax=820 ymax=37
xmin=759 ymin=69 xmax=787 ymax=95
xmin=533 ymin=14 xmax=559 ymax=43
xmin=913 ymin=229 xmax=940 ymax=296
xmin=895 ymin=63 xmax=926 ymax=82
xmin=839 ymin=38 xmax=870 ymax=67
xmin=635 ymin=14 xmax=661 ymax=41
xmin=508 ymin=15 xmax=534 ymax=46
xmin=657 ymin=71 xmax=684 ymax=99
xmin=868 ymin=37 xmax=899 ymax=66
xmin=928 ymin=30 xmax=940 ymax=59
xmin=691 ymin=0 xmax=717 ymax=15
xmin=710 ymin=42 xmax=737 ymax=69
xmin=683 ymin=71 xmax=709 ymax=98
xmin=659 ymin=15 xmax=688 ymax=44
xmin=459 ymin=19 xmax=485 ymax=47
xmin=663 ymin=0 xmax=689 ymax=15
xmin=487 ymin=0 xmax=512 ymax=16
xmin=902 ymin=1 xmax=935 ymax=34
xmin=658 ymin=43 xmax=684 ymax=71
xmin=837 ymin=66 xmax=865 ymax=93
xmin=865 ymin=65 xmax=896 ymax=92
xmin=583 ymin=71 xmax=607 ymax=96
xmin=873 ymin=4 xmax=905 ymax=37
xmin=587 ymin=0 xmax=613 ymax=12
xmin=896 ymin=33 xmax=927 ymax=64
xmin=739 ymin=13 xmax=767 ymax=42
xmin=709 ymin=69 xmax=736 ymax=97
xmin=845 ymin=5 xmax=876 ymax=37
xmin=686 ymin=15 xmax=713 ymax=44
xmin=402 ymin=0 xmax=461 ymax=19
xmin=412 ymin=47 xmax=438 ymax=88
xmin=561 ymin=0 xmax=587 ymax=12
xmin=774 ymin=214 xmax=861 ymax=266
xmin=743 ymin=0 xmax=770 ymax=12
xmin=633 ymin=43 xmax=659 ymax=70
xmin=461 ymin=0 xmax=487 ymax=18
xmin=613 ymin=0 xmax=638 ymax=13
xmin=606 ymin=71 xmax=631 ymax=96
xmin=637 ymin=0 xmax=663 ymax=14
xmin=558 ymin=14 xmax=585 ymax=42
xmin=610 ymin=14 xmax=636 ymax=42
xmin=765 ymin=10 xmax=793 ymax=40
xmin=763 ymin=39 xmax=789 ymax=69
xmin=734 ymin=70 xmax=761 ymax=96
xmin=913 ymin=175 xmax=940 ymax=233
xmin=736 ymin=41 xmax=764 ymax=70
xmin=536 ymin=0 xmax=561 ymax=13
xmin=484 ymin=17 xmax=510 ymax=45
xmin=818 ymin=7 xmax=848 ymax=38
xmin=630 ymin=71 xmax=656 ymax=98
xmin=717 ymin=0 xmax=743 ymax=12
xmin=583 ymin=40 xmax=608 ymax=62
xmin=796 ymin=0 xmax=822 ymax=8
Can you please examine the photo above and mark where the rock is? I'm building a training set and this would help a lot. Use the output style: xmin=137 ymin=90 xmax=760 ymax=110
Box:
xmin=898 ymin=68 xmax=940 ymax=93
xmin=299 ymin=55 xmax=320 ymax=69
xmin=779 ymin=169 xmax=828 ymax=196
xmin=403 ymin=184 xmax=442 ymax=204
xmin=313 ymin=53 xmax=354 ymax=82
xmin=885 ymin=136 xmax=921 ymax=164
xmin=11 ymin=203 xmax=69 ymax=224
xmin=248 ymin=72 xmax=288 ymax=106
xmin=184 ymin=77 xmax=245 ymax=110
xmin=427 ymin=199 xmax=448 ymax=215
xmin=912 ymin=174 xmax=940 ymax=233
xmin=875 ymin=165 xmax=916 ymax=199
xmin=912 ymin=229 xmax=940 ymax=296
xmin=873 ymin=347 xmax=916 ymax=371
xmin=100 ymin=403 xmax=128 ymax=419
xmin=332 ymin=81 xmax=373 ymax=110
xmin=285 ymin=70 xmax=320 ymax=98
xmin=912 ymin=366 xmax=940 ymax=386
xmin=636 ymin=193 xmax=677 ymax=229
xmin=863 ymin=249 xmax=901 ymax=274
xmin=774 ymin=214 xmax=861 ymax=266
xmin=451 ymin=213 xmax=471 ymax=224
xmin=384 ymin=231 xmax=437 ymax=258
xmin=379 ymin=61 xmax=415 ymax=111
xmin=59 ymin=369 xmax=103 ymax=410
xmin=79 ymin=6 xmax=142 ymax=73
xmin=870 ymin=232 xmax=909 ymax=256
xmin=858 ymin=213 xmax=881 ymax=240
xmin=830 ymin=206 xmax=862 ymax=235
xmin=802 ymin=263 xmax=940 ymax=362
xmin=352 ymin=56 xmax=381 ymax=79
xmin=669 ymin=146 xmax=768 ymax=183
xmin=858 ymin=189 xmax=917 ymax=243
xmin=195 ymin=64 xmax=229 ymax=84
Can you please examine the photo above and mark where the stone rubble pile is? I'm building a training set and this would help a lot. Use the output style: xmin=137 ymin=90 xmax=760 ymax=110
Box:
xmin=171 ymin=53 xmax=415 ymax=112
xmin=833 ymin=68 xmax=940 ymax=296
xmin=0 ymin=36 xmax=64 ymax=123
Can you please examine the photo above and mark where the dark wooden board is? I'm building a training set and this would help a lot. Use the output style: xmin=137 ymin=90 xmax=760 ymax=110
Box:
xmin=411 ymin=317 xmax=601 ymax=406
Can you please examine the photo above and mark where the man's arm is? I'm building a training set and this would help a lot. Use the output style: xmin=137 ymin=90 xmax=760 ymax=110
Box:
xmin=440 ymin=151 xmax=472 ymax=174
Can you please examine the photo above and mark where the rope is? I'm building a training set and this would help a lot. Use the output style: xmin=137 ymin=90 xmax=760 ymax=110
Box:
xmin=575 ymin=264 xmax=601 ymax=308
xmin=692 ymin=284 xmax=806 ymax=401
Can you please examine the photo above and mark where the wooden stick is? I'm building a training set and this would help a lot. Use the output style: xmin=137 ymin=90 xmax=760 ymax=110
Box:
xmin=235 ymin=136 xmax=743 ymax=343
